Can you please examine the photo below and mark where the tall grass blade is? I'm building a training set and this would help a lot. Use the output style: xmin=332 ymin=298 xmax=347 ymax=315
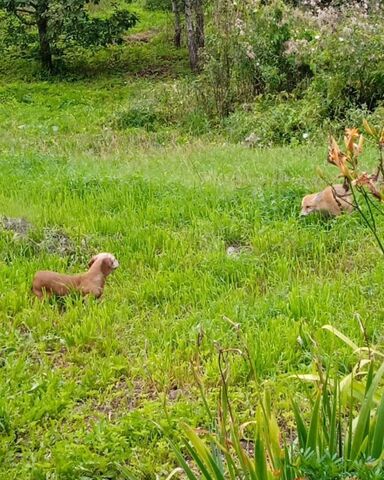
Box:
xmin=371 ymin=394 xmax=384 ymax=459
xmin=229 ymin=423 xmax=257 ymax=479
xmin=165 ymin=468 xmax=184 ymax=480
xmin=365 ymin=361 xmax=374 ymax=395
xmin=350 ymin=361 xmax=384 ymax=461
xmin=329 ymin=380 xmax=338 ymax=456
xmin=183 ymin=424 xmax=226 ymax=479
xmin=168 ymin=437 xmax=199 ymax=480
xmin=254 ymin=429 xmax=268 ymax=480
xmin=292 ymin=399 xmax=307 ymax=450
xmin=306 ymin=390 xmax=321 ymax=453
xmin=182 ymin=439 xmax=214 ymax=479
xmin=322 ymin=325 xmax=359 ymax=351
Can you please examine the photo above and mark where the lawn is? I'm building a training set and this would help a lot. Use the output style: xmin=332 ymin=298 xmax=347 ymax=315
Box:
xmin=1 ymin=75 xmax=384 ymax=478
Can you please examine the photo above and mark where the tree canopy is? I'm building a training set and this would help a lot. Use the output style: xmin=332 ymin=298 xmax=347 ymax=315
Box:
xmin=0 ymin=0 xmax=138 ymax=71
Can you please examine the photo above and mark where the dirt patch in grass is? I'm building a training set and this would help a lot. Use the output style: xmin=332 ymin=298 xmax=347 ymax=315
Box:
xmin=0 ymin=216 xmax=32 ymax=237
xmin=39 ymin=227 xmax=76 ymax=256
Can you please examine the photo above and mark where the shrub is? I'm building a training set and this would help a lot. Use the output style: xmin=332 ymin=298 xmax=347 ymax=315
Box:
xmin=114 ymin=100 xmax=162 ymax=131
xmin=145 ymin=0 xmax=171 ymax=11
xmin=287 ymin=2 xmax=384 ymax=118
xmin=197 ymin=0 xmax=384 ymax=140
xmin=222 ymin=94 xmax=327 ymax=145
xmin=199 ymin=0 xmax=302 ymax=118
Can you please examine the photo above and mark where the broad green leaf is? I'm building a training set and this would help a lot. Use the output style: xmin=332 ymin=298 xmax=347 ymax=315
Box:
xmin=254 ymin=430 xmax=268 ymax=480
xmin=292 ymin=399 xmax=307 ymax=450
xmin=350 ymin=361 xmax=384 ymax=461
xmin=371 ymin=394 xmax=384 ymax=459
xmin=322 ymin=325 xmax=359 ymax=351
xmin=306 ymin=390 xmax=321 ymax=453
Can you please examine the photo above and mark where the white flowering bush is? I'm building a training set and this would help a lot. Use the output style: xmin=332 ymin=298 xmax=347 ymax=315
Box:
xmin=197 ymin=0 xmax=384 ymax=144
xmin=199 ymin=0 xmax=300 ymax=118
xmin=287 ymin=1 xmax=384 ymax=118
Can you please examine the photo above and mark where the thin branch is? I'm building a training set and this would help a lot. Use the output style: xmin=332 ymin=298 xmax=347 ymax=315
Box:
xmin=360 ymin=188 xmax=376 ymax=231
xmin=329 ymin=183 xmax=356 ymax=211
xmin=363 ymin=192 xmax=384 ymax=218
xmin=349 ymin=181 xmax=384 ymax=255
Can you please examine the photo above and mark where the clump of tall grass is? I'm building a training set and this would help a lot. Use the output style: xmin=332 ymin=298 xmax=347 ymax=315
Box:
xmin=170 ymin=319 xmax=384 ymax=479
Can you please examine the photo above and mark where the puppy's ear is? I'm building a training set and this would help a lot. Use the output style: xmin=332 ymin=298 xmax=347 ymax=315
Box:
xmin=88 ymin=256 xmax=97 ymax=268
xmin=101 ymin=257 xmax=113 ymax=276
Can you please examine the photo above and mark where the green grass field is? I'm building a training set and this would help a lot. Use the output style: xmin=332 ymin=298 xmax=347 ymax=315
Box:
xmin=1 ymin=78 xmax=384 ymax=478
xmin=1 ymin=4 xmax=384 ymax=479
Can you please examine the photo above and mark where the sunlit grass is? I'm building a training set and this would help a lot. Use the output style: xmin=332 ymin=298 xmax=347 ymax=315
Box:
xmin=1 ymin=74 xmax=384 ymax=479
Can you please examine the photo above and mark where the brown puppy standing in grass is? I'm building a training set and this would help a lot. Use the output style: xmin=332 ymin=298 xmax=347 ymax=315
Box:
xmin=300 ymin=184 xmax=354 ymax=217
xmin=32 ymin=252 xmax=119 ymax=300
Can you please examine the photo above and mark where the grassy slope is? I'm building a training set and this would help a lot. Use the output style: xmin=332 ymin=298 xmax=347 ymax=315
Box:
xmin=1 ymin=4 xmax=384 ymax=480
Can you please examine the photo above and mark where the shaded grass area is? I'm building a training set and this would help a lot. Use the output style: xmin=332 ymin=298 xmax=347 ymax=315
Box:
xmin=1 ymin=79 xmax=384 ymax=478
xmin=0 ymin=1 xmax=189 ymax=81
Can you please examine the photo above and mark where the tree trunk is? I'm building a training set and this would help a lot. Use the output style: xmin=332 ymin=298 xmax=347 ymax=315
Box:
xmin=37 ymin=16 xmax=53 ymax=71
xmin=172 ymin=0 xmax=182 ymax=48
xmin=193 ymin=0 xmax=204 ymax=48
xmin=184 ymin=0 xmax=198 ymax=72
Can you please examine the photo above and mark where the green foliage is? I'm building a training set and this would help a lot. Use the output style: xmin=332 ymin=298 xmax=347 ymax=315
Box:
xmin=61 ymin=8 xmax=138 ymax=48
xmin=222 ymin=95 xmax=326 ymax=145
xmin=112 ymin=79 xmax=211 ymax=136
xmin=293 ymin=3 xmax=384 ymax=119
xmin=196 ymin=0 xmax=384 ymax=142
xmin=145 ymin=0 xmax=171 ymax=11
xmin=115 ymin=100 xmax=161 ymax=130
xmin=199 ymin=0 xmax=305 ymax=118
xmin=1 ymin=2 xmax=384 ymax=477
xmin=0 ymin=0 xmax=138 ymax=70
xmin=174 ymin=326 xmax=384 ymax=479
xmin=2 ymin=77 xmax=384 ymax=476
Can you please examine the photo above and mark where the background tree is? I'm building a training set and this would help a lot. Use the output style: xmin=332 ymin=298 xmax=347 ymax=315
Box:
xmin=0 ymin=0 xmax=138 ymax=71
xmin=145 ymin=0 xmax=204 ymax=67
xmin=184 ymin=0 xmax=198 ymax=70
xmin=183 ymin=0 xmax=204 ymax=70
xmin=171 ymin=0 xmax=182 ymax=48
xmin=193 ymin=0 xmax=204 ymax=48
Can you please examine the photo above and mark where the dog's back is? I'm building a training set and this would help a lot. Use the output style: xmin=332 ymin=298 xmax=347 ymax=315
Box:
xmin=32 ymin=271 xmax=82 ymax=298
xmin=323 ymin=185 xmax=354 ymax=214
xmin=301 ymin=184 xmax=353 ymax=216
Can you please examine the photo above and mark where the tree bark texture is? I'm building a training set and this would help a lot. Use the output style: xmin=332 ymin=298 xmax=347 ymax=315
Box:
xmin=37 ymin=16 xmax=53 ymax=71
xmin=193 ymin=0 xmax=204 ymax=48
xmin=172 ymin=0 xmax=182 ymax=48
xmin=184 ymin=0 xmax=198 ymax=71
xmin=36 ymin=1 xmax=53 ymax=72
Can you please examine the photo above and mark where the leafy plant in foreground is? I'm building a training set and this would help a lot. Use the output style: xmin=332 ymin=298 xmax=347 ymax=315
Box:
xmin=168 ymin=348 xmax=295 ymax=480
xmin=295 ymin=323 xmax=384 ymax=468
xmin=170 ymin=321 xmax=384 ymax=479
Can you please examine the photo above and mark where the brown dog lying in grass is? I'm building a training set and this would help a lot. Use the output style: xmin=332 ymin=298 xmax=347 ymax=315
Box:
xmin=32 ymin=252 xmax=119 ymax=300
xmin=300 ymin=184 xmax=354 ymax=217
